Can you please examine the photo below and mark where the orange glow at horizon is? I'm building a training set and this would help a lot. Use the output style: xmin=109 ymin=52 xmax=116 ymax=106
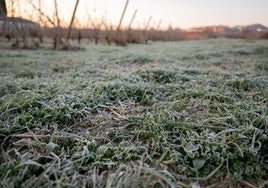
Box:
xmin=8 ymin=0 xmax=268 ymax=30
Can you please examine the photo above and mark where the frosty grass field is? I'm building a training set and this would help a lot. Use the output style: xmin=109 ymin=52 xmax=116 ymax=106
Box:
xmin=0 ymin=39 xmax=268 ymax=187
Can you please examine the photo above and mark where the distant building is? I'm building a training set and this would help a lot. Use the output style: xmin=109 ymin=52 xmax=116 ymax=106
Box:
xmin=0 ymin=16 xmax=40 ymax=36
xmin=230 ymin=24 xmax=268 ymax=34
xmin=185 ymin=25 xmax=229 ymax=34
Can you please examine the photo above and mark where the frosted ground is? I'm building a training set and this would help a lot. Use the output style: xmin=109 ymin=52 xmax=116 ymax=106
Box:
xmin=0 ymin=39 xmax=267 ymax=187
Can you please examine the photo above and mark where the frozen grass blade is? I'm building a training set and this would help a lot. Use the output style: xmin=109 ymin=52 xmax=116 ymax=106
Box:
xmin=0 ymin=39 xmax=267 ymax=187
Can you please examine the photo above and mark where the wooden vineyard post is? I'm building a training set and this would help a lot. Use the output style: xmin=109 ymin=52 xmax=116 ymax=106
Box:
xmin=66 ymin=0 xmax=80 ymax=41
xmin=128 ymin=9 xmax=137 ymax=30
xmin=126 ymin=9 xmax=139 ymax=43
xmin=144 ymin=16 xmax=152 ymax=44
xmin=116 ymin=0 xmax=129 ymax=31
xmin=114 ymin=0 xmax=129 ymax=45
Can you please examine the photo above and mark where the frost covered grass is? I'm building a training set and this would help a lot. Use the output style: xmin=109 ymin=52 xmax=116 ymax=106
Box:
xmin=0 ymin=39 xmax=268 ymax=187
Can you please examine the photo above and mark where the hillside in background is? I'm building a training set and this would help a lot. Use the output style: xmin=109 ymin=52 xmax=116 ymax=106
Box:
xmin=183 ymin=24 xmax=268 ymax=36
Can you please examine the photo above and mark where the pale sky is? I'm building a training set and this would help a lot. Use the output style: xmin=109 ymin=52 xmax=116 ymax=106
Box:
xmin=13 ymin=0 xmax=268 ymax=29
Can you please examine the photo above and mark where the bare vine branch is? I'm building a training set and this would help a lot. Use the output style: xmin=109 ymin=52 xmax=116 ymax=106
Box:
xmin=27 ymin=0 xmax=56 ymax=27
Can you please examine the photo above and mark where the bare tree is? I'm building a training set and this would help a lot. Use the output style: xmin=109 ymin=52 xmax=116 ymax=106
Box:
xmin=27 ymin=0 xmax=56 ymax=28
xmin=27 ymin=0 xmax=80 ymax=49
xmin=52 ymin=0 xmax=61 ymax=49
xmin=7 ymin=0 xmax=18 ymax=17
xmin=27 ymin=0 xmax=59 ymax=48
xmin=34 ymin=0 xmax=43 ymax=43
xmin=103 ymin=20 xmax=114 ymax=45
xmin=86 ymin=8 xmax=106 ymax=45
xmin=0 ymin=0 xmax=7 ymax=16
